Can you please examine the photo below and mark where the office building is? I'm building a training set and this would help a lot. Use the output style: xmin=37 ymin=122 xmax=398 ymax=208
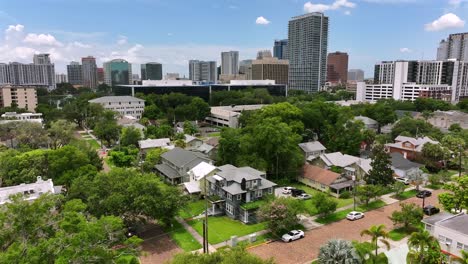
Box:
xmin=288 ymin=12 xmax=329 ymax=93
xmin=0 ymin=85 xmax=38 ymax=112
xmin=0 ymin=54 xmax=55 ymax=90
xmin=89 ymin=96 xmax=145 ymax=119
xmin=436 ymin=32 xmax=468 ymax=61
xmin=103 ymin=59 xmax=132 ymax=86
xmin=221 ymin=51 xmax=239 ymax=75
xmin=252 ymin=57 xmax=289 ymax=85
xmin=356 ymin=60 xmax=468 ymax=103
xmin=67 ymin=61 xmax=82 ymax=86
xmin=274 ymin=39 xmax=288 ymax=60
xmin=257 ymin=50 xmax=272 ymax=60
xmin=97 ymin=68 xmax=104 ymax=83
xmin=81 ymin=56 xmax=98 ymax=89
xmin=189 ymin=60 xmax=217 ymax=83
xmin=239 ymin=60 xmax=253 ymax=80
xmin=141 ymin=62 xmax=163 ymax=80
xmin=327 ymin=51 xmax=348 ymax=84
xmin=55 ymin=73 xmax=67 ymax=84
xmin=348 ymin=69 xmax=365 ymax=82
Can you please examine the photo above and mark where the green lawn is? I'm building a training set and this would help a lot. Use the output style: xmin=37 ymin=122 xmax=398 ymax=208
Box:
xmin=388 ymin=227 xmax=420 ymax=241
xmin=288 ymin=183 xmax=353 ymax=216
xmin=164 ymin=219 xmax=202 ymax=251
xmin=187 ymin=216 xmax=267 ymax=245
xmin=392 ymin=189 xmax=418 ymax=200
xmin=87 ymin=139 xmax=101 ymax=150
xmin=179 ymin=200 xmax=206 ymax=219
xmin=426 ymin=184 xmax=442 ymax=190
xmin=316 ymin=200 xmax=386 ymax=225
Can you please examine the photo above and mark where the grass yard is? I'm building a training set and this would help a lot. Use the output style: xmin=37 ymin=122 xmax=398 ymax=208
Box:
xmin=164 ymin=219 xmax=202 ymax=251
xmin=179 ymin=200 xmax=206 ymax=219
xmin=392 ymin=189 xmax=418 ymax=200
xmin=87 ymin=139 xmax=101 ymax=150
xmin=388 ymin=227 xmax=419 ymax=241
xmin=188 ymin=216 xmax=267 ymax=245
xmin=316 ymin=200 xmax=386 ymax=225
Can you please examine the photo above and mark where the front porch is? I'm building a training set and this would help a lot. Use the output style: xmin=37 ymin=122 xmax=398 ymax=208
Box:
xmin=329 ymin=180 xmax=354 ymax=197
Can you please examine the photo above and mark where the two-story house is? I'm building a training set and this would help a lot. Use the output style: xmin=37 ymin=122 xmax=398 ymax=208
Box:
xmin=184 ymin=134 xmax=203 ymax=150
xmin=184 ymin=161 xmax=218 ymax=195
xmin=385 ymin=135 xmax=439 ymax=161
xmin=390 ymin=152 xmax=424 ymax=180
xmin=206 ymin=164 xmax=277 ymax=223
xmin=298 ymin=141 xmax=327 ymax=162
xmin=311 ymin=152 xmax=372 ymax=182
xmin=423 ymin=212 xmax=468 ymax=259
xmin=155 ymin=147 xmax=212 ymax=185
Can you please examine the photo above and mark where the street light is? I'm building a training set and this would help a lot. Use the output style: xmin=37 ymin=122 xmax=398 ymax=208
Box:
xmin=459 ymin=144 xmax=463 ymax=178
xmin=352 ymin=175 xmax=356 ymax=211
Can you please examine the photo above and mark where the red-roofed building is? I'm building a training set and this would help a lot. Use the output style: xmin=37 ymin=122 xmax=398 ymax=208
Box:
xmin=298 ymin=164 xmax=354 ymax=197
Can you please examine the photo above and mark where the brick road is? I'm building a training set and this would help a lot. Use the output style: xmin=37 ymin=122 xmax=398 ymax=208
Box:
xmin=249 ymin=189 xmax=444 ymax=264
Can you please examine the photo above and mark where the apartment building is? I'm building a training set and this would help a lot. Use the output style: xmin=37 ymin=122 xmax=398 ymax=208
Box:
xmin=0 ymin=85 xmax=38 ymax=112
xmin=88 ymin=96 xmax=145 ymax=119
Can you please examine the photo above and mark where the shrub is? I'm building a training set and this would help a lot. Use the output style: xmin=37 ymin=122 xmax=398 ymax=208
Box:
xmin=339 ymin=191 xmax=351 ymax=199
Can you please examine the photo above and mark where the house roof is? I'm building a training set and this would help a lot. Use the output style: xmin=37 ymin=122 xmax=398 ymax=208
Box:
xmin=357 ymin=158 xmax=372 ymax=174
xmin=188 ymin=162 xmax=217 ymax=181
xmin=320 ymin=152 xmax=360 ymax=168
xmin=196 ymin=143 xmax=214 ymax=154
xmin=205 ymin=137 xmax=219 ymax=147
xmin=222 ymin=184 xmax=247 ymax=195
xmin=390 ymin=153 xmax=423 ymax=170
xmin=138 ymin=138 xmax=171 ymax=149
xmin=438 ymin=213 xmax=468 ymax=236
xmin=298 ymin=141 xmax=327 ymax=153
xmin=89 ymin=96 xmax=144 ymax=103
xmin=160 ymin=147 xmax=209 ymax=168
xmin=155 ymin=164 xmax=180 ymax=179
xmin=184 ymin=181 xmax=201 ymax=194
xmin=386 ymin=136 xmax=439 ymax=152
xmin=422 ymin=212 xmax=454 ymax=226
xmin=185 ymin=134 xmax=201 ymax=143
xmin=354 ymin=115 xmax=378 ymax=126
xmin=211 ymin=164 xmax=276 ymax=195
xmin=302 ymin=164 xmax=341 ymax=186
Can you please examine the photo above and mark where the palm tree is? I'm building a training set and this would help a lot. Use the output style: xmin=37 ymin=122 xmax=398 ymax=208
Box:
xmin=318 ymin=239 xmax=362 ymax=264
xmin=360 ymin=224 xmax=390 ymax=256
xmin=352 ymin=241 xmax=388 ymax=264
xmin=451 ymin=249 xmax=468 ymax=263
xmin=407 ymin=230 xmax=442 ymax=264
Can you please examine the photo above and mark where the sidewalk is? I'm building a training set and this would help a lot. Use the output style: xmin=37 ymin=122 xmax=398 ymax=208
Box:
xmin=175 ymin=217 xmax=216 ymax=253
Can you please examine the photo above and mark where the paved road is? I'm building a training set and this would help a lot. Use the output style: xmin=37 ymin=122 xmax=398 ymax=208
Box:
xmin=249 ymin=189 xmax=444 ymax=264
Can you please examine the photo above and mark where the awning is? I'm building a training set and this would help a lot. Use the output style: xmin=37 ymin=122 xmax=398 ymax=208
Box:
xmin=329 ymin=180 xmax=354 ymax=190
xmin=183 ymin=181 xmax=201 ymax=194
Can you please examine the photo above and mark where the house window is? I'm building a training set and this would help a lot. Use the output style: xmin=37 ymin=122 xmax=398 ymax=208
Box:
xmin=227 ymin=193 xmax=232 ymax=200
xmin=425 ymin=224 xmax=433 ymax=232
xmin=268 ymin=188 xmax=273 ymax=194
xmin=457 ymin=242 xmax=464 ymax=250
xmin=226 ymin=203 xmax=233 ymax=214
xmin=236 ymin=194 xmax=241 ymax=200
xmin=320 ymin=184 xmax=326 ymax=189
xmin=256 ymin=190 xmax=262 ymax=198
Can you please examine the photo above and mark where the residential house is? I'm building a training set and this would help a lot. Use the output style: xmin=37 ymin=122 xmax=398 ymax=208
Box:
xmin=138 ymin=138 xmax=173 ymax=155
xmin=390 ymin=152 xmax=424 ymax=180
xmin=185 ymin=134 xmax=203 ymax=150
xmin=298 ymin=141 xmax=327 ymax=162
xmin=427 ymin=110 xmax=468 ymax=130
xmin=423 ymin=213 xmax=468 ymax=258
xmin=311 ymin=152 xmax=371 ymax=182
xmin=354 ymin=115 xmax=378 ymax=131
xmin=155 ymin=147 xmax=212 ymax=185
xmin=118 ymin=115 xmax=145 ymax=137
xmin=206 ymin=164 xmax=276 ymax=223
xmin=385 ymin=135 xmax=439 ymax=161
xmin=299 ymin=164 xmax=354 ymax=197
xmin=0 ymin=112 xmax=43 ymax=125
xmin=176 ymin=121 xmax=199 ymax=134
xmin=195 ymin=143 xmax=217 ymax=160
xmin=183 ymin=162 xmax=218 ymax=195
xmin=0 ymin=176 xmax=59 ymax=205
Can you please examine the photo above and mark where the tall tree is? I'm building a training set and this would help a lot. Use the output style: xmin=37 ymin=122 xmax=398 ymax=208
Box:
xmin=257 ymin=197 xmax=303 ymax=237
xmin=360 ymin=224 xmax=390 ymax=256
xmin=218 ymin=128 xmax=242 ymax=165
xmin=389 ymin=203 xmax=424 ymax=230
xmin=169 ymin=246 xmax=274 ymax=264
xmin=407 ymin=230 xmax=443 ymax=264
xmin=93 ymin=110 xmax=120 ymax=147
xmin=318 ymin=239 xmax=362 ymax=264
xmin=438 ymin=176 xmax=468 ymax=212
xmin=120 ymin=126 xmax=142 ymax=148
xmin=367 ymin=102 xmax=397 ymax=133
xmin=48 ymin=119 xmax=77 ymax=149
xmin=366 ymin=144 xmax=394 ymax=186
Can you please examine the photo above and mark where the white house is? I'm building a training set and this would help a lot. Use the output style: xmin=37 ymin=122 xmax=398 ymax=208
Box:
xmin=298 ymin=141 xmax=327 ymax=161
xmin=0 ymin=176 xmax=57 ymax=205
xmin=138 ymin=138 xmax=173 ymax=154
xmin=89 ymin=96 xmax=145 ymax=119
xmin=184 ymin=162 xmax=218 ymax=194
xmin=0 ymin=112 xmax=43 ymax=125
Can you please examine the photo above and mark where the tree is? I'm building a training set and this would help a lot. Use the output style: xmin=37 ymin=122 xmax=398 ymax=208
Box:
xmin=93 ymin=110 xmax=120 ymax=147
xmin=438 ymin=176 xmax=468 ymax=212
xmin=183 ymin=121 xmax=198 ymax=135
xmin=142 ymin=148 xmax=168 ymax=172
xmin=421 ymin=143 xmax=450 ymax=170
xmin=257 ymin=197 xmax=303 ymax=237
xmin=453 ymin=250 xmax=468 ymax=264
xmin=318 ymin=239 xmax=362 ymax=264
xmin=96 ymin=83 xmax=111 ymax=95
xmin=391 ymin=116 xmax=442 ymax=140
xmin=218 ymin=128 xmax=242 ymax=165
xmin=407 ymin=230 xmax=443 ymax=264
xmin=392 ymin=181 xmax=406 ymax=198
xmin=366 ymin=102 xmax=397 ymax=133
xmin=356 ymin=185 xmax=381 ymax=207
xmin=421 ymin=110 xmax=434 ymax=122
xmin=390 ymin=203 xmax=423 ymax=230
xmin=310 ymin=192 xmax=338 ymax=217
xmin=449 ymin=123 xmax=463 ymax=133
xmin=0 ymin=122 xmax=49 ymax=149
xmin=48 ymin=119 xmax=77 ymax=149
xmin=352 ymin=241 xmax=389 ymax=264
xmin=169 ymin=246 xmax=274 ymax=264
xmin=366 ymin=144 xmax=394 ymax=186
xmin=360 ymin=224 xmax=390 ymax=256
xmin=109 ymin=146 xmax=139 ymax=167
xmin=120 ymin=126 xmax=142 ymax=147
xmin=143 ymin=104 xmax=162 ymax=120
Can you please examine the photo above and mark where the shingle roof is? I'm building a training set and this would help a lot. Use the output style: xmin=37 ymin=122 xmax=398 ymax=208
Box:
xmin=89 ymin=96 xmax=145 ymax=103
xmin=196 ymin=143 xmax=214 ymax=154
xmin=422 ymin=212 xmax=454 ymax=226
xmin=185 ymin=134 xmax=201 ymax=144
xmin=161 ymin=147 xmax=210 ymax=168
xmin=354 ymin=115 xmax=378 ymax=126
xmin=302 ymin=164 xmax=341 ymax=186
xmin=205 ymin=137 xmax=219 ymax=147
xmin=298 ymin=141 xmax=327 ymax=153
xmin=386 ymin=136 xmax=439 ymax=152
xmin=320 ymin=152 xmax=360 ymax=168
xmin=390 ymin=153 xmax=423 ymax=170
xmin=138 ymin=138 xmax=171 ymax=149
xmin=155 ymin=164 xmax=180 ymax=179
xmin=188 ymin=162 xmax=217 ymax=181
xmin=438 ymin=213 xmax=468 ymax=236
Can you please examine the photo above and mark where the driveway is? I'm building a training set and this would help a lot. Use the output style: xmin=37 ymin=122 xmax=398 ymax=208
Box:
xmin=249 ymin=189 xmax=444 ymax=264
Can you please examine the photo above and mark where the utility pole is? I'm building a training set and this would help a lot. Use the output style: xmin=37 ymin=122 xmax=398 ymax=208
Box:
xmin=352 ymin=175 xmax=356 ymax=211
xmin=459 ymin=144 xmax=463 ymax=178
xmin=203 ymin=177 xmax=209 ymax=253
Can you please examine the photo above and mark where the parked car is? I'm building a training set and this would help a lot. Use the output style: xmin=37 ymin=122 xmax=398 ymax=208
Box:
xmin=125 ymin=226 xmax=137 ymax=238
xmin=296 ymin=193 xmax=312 ymax=200
xmin=395 ymin=177 xmax=410 ymax=185
xmin=346 ymin=211 xmax=365 ymax=221
xmin=423 ymin=205 xmax=440 ymax=216
xmin=291 ymin=189 xmax=306 ymax=197
xmin=282 ymin=187 xmax=295 ymax=194
xmin=281 ymin=230 xmax=305 ymax=242
xmin=416 ymin=190 xmax=432 ymax=198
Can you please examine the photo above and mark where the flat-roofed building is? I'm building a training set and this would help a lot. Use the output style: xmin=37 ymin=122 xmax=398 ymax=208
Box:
xmin=252 ymin=57 xmax=289 ymax=85
xmin=0 ymin=85 xmax=38 ymax=112
xmin=0 ymin=176 xmax=57 ymax=205
xmin=206 ymin=104 xmax=265 ymax=128
xmin=88 ymin=96 xmax=145 ymax=119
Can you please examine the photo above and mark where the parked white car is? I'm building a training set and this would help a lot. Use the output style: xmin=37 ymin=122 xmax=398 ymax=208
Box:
xmin=281 ymin=230 xmax=305 ymax=242
xmin=346 ymin=211 xmax=365 ymax=221
xmin=296 ymin=193 xmax=312 ymax=200
xmin=395 ymin=177 xmax=410 ymax=185
xmin=282 ymin=187 xmax=294 ymax=194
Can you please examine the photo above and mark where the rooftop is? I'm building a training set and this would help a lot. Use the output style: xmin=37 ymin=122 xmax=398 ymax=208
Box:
xmin=439 ymin=213 xmax=468 ymax=236
xmin=390 ymin=153 xmax=423 ymax=170
xmin=0 ymin=176 xmax=56 ymax=205
xmin=302 ymin=164 xmax=341 ymax=186
xmin=298 ymin=141 xmax=327 ymax=153
xmin=161 ymin=147 xmax=210 ymax=168
xmin=138 ymin=138 xmax=171 ymax=149
xmin=188 ymin=161 xmax=217 ymax=181
xmin=89 ymin=96 xmax=145 ymax=103
xmin=320 ymin=152 xmax=360 ymax=168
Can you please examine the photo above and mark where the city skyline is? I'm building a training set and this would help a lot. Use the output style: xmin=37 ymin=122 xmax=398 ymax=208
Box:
xmin=0 ymin=0 xmax=467 ymax=77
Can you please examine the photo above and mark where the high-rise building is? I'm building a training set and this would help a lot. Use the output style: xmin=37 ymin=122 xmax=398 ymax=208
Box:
xmin=327 ymin=52 xmax=348 ymax=84
xmin=189 ymin=60 xmax=217 ymax=83
xmin=0 ymin=54 xmax=55 ymax=90
xmin=67 ymin=61 xmax=82 ymax=86
xmin=348 ymin=69 xmax=365 ymax=82
xmin=97 ymin=68 xmax=104 ymax=83
xmin=436 ymin=32 xmax=468 ymax=61
xmin=141 ymin=62 xmax=163 ymax=80
xmin=55 ymin=73 xmax=68 ymax=84
xmin=221 ymin=51 xmax=239 ymax=75
xmin=252 ymin=57 xmax=289 ymax=85
xmin=103 ymin=59 xmax=132 ymax=86
xmin=239 ymin=60 xmax=253 ymax=80
xmin=81 ymin=56 xmax=98 ymax=89
xmin=0 ymin=85 xmax=38 ymax=112
xmin=288 ymin=12 xmax=329 ymax=93
xmin=357 ymin=60 xmax=468 ymax=103
xmin=257 ymin=50 xmax=272 ymax=60
xmin=273 ymin=39 xmax=288 ymax=60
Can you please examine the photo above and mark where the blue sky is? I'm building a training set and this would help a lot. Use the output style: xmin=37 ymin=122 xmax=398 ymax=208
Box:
xmin=0 ymin=0 xmax=467 ymax=77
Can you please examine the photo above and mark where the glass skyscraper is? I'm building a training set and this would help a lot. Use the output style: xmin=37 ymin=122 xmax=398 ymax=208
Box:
xmin=273 ymin=39 xmax=288 ymax=60
xmin=103 ymin=59 xmax=132 ymax=86
xmin=141 ymin=62 xmax=163 ymax=80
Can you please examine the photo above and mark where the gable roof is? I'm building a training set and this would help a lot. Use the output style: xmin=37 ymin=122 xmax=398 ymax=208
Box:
xmin=438 ymin=213 xmax=468 ymax=236
xmin=138 ymin=138 xmax=171 ymax=149
xmin=390 ymin=153 xmax=423 ymax=170
xmin=161 ymin=147 xmax=209 ymax=168
xmin=320 ymin=152 xmax=360 ymax=168
xmin=298 ymin=141 xmax=327 ymax=153
xmin=188 ymin=161 xmax=217 ymax=181
xmin=387 ymin=136 xmax=439 ymax=152
xmin=196 ymin=143 xmax=214 ymax=154
xmin=302 ymin=164 xmax=341 ymax=186
xmin=205 ymin=137 xmax=220 ymax=147
xmin=354 ymin=115 xmax=378 ymax=126
xmin=185 ymin=134 xmax=201 ymax=144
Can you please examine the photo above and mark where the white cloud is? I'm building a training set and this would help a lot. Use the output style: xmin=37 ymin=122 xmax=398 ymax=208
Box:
xmin=23 ymin=33 xmax=63 ymax=47
xmin=425 ymin=13 xmax=465 ymax=31
xmin=304 ymin=0 xmax=356 ymax=13
xmin=255 ymin=16 xmax=270 ymax=25
xmin=117 ymin=35 xmax=128 ymax=45
xmin=344 ymin=10 xmax=351 ymax=15
xmin=5 ymin=24 xmax=24 ymax=41
xmin=360 ymin=0 xmax=418 ymax=3
xmin=399 ymin=47 xmax=412 ymax=53
xmin=70 ymin=41 xmax=91 ymax=48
